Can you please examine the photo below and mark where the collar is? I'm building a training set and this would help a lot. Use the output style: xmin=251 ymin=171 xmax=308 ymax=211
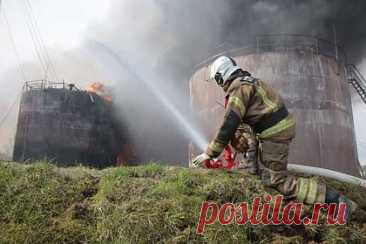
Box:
xmin=224 ymin=77 xmax=244 ymax=95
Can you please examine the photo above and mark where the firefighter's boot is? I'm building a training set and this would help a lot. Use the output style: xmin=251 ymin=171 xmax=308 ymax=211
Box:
xmin=325 ymin=187 xmax=358 ymax=223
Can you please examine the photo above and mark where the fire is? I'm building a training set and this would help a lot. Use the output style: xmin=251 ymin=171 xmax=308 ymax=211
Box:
xmin=117 ymin=144 xmax=137 ymax=166
xmin=86 ymin=82 xmax=113 ymax=102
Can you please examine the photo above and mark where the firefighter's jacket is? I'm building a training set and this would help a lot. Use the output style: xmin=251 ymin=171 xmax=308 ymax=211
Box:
xmin=206 ymin=76 xmax=296 ymax=158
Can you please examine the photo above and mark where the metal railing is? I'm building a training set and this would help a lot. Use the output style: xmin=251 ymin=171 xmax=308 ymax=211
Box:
xmin=255 ymin=34 xmax=346 ymax=63
xmin=347 ymin=64 xmax=366 ymax=104
xmin=194 ymin=34 xmax=347 ymax=70
xmin=23 ymin=80 xmax=66 ymax=91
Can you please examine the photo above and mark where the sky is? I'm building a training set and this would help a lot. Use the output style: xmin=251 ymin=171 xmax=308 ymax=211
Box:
xmin=0 ymin=0 xmax=111 ymax=68
xmin=0 ymin=0 xmax=365 ymax=165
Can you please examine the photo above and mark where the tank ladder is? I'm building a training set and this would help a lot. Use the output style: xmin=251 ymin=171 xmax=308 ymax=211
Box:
xmin=348 ymin=64 xmax=366 ymax=104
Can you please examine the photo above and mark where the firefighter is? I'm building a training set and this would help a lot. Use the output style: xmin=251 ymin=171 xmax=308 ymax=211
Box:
xmin=192 ymin=56 xmax=357 ymax=221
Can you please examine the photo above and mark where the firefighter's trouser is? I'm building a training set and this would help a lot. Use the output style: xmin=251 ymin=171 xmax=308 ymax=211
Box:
xmin=258 ymin=139 xmax=326 ymax=204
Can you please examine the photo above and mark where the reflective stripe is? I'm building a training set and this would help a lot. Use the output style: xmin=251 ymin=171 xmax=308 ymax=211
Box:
xmin=296 ymin=178 xmax=320 ymax=204
xmin=259 ymin=116 xmax=295 ymax=139
xmin=209 ymin=141 xmax=225 ymax=153
xmin=297 ymin=178 xmax=309 ymax=203
xmin=306 ymin=179 xmax=319 ymax=204
xmin=228 ymin=96 xmax=246 ymax=118
xmin=256 ymin=86 xmax=278 ymax=111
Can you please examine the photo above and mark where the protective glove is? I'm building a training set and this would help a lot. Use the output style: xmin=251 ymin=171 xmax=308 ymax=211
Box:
xmin=191 ymin=153 xmax=211 ymax=168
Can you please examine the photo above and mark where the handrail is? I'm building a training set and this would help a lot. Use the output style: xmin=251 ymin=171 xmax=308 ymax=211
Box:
xmin=193 ymin=34 xmax=347 ymax=72
xmin=23 ymin=80 xmax=66 ymax=91
xmin=349 ymin=64 xmax=366 ymax=89
xmin=347 ymin=65 xmax=366 ymax=104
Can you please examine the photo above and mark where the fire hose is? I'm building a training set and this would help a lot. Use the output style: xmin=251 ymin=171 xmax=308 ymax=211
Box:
xmin=203 ymin=147 xmax=366 ymax=189
xmin=287 ymin=164 xmax=366 ymax=189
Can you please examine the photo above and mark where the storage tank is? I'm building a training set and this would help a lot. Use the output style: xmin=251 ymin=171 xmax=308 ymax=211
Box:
xmin=189 ymin=34 xmax=360 ymax=176
xmin=13 ymin=80 xmax=134 ymax=168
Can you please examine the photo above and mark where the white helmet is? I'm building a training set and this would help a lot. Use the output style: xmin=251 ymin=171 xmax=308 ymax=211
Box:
xmin=209 ymin=56 xmax=241 ymax=87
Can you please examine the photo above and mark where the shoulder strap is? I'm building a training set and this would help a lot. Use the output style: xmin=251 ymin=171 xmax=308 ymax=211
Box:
xmin=240 ymin=76 xmax=258 ymax=85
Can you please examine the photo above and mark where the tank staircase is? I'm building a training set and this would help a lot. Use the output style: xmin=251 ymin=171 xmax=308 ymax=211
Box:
xmin=348 ymin=64 xmax=366 ymax=104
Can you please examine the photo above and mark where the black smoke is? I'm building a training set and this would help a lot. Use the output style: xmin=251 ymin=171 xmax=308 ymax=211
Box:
xmin=222 ymin=0 xmax=366 ymax=64
xmin=151 ymin=0 xmax=366 ymax=74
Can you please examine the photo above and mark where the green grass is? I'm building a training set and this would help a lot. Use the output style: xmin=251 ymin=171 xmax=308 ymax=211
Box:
xmin=0 ymin=161 xmax=365 ymax=243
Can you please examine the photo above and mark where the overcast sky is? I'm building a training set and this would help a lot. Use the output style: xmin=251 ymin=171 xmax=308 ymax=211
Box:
xmin=0 ymin=0 xmax=110 ymax=69
xmin=0 ymin=0 xmax=365 ymax=165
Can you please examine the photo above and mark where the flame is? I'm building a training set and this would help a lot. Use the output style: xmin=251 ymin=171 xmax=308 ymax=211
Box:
xmin=86 ymin=82 xmax=113 ymax=102
xmin=117 ymin=144 xmax=137 ymax=166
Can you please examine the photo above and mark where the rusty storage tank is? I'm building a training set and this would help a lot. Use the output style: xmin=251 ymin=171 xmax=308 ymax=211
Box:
xmin=13 ymin=80 xmax=132 ymax=168
xmin=190 ymin=34 xmax=360 ymax=176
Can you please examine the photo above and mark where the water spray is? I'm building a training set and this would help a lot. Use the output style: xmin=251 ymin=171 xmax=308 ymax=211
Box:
xmin=88 ymin=41 xmax=208 ymax=151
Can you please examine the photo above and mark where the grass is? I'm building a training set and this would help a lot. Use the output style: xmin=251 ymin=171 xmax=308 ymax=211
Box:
xmin=0 ymin=161 xmax=365 ymax=243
